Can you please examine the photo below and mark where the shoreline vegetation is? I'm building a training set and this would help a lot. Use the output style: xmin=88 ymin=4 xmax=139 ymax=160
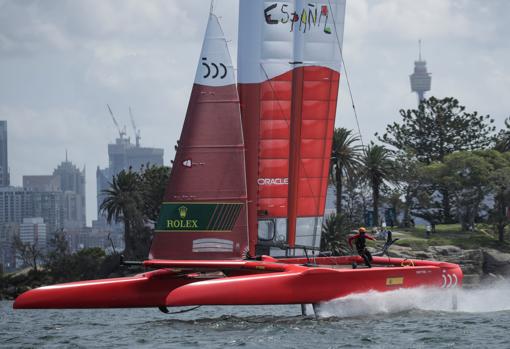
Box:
xmin=2 ymin=223 xmax=509 ymax=300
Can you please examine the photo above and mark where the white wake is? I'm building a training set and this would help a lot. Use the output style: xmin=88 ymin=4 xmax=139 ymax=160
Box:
xmin=316 ymin=280 xmax=510 ymax=318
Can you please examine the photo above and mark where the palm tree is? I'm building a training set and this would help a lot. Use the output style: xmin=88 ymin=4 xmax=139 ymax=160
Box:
xmin=100 ymin=169 xmax=143 ymax=258
xmin=330 ymin=128 xmax=362 ymax=215
xmin=320 ymin=213 xmax=350 ymax=255
xmin=361 ymin=144 xmax=394 ymax=226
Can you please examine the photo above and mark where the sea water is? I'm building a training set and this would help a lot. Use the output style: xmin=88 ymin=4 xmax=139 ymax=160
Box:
xmin=2 ymin=281 xmax=510 ymax=348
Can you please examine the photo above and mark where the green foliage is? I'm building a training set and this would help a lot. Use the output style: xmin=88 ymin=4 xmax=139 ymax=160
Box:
xmin=495 ymin=117 xmax=510 ymax=152
xmin=47 ymin=248 xmax=107 ymax=283
xmin=141 ymin=165 xmax=170 ymax=223
xmin=378 ymin=96 xmax=496 ymax=164
xmin=361 ymin=143 xmax=394 ymax=226
xmin=100 ymin=165 xmax=170 ymax=259
xmin=45 ymin=231 xmax=71 ymax=279
xmin=482 ymin=150 xmax=510 ymax=242
xmin=320 ymin=213 xmax=352 ymax=255
xmin=378 ymin=97 xmax=496 ymax=223
xmin=422 ymin=151 xmax=492 ymax=230
xmin=390 ymin=151 xmax=425 ymax=227
xmin=330 ymin=128 xmax=362 ymax=214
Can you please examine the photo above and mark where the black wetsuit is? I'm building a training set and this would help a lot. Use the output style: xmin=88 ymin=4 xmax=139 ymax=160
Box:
xmin=349 ymin=233 xmax=374 ymax=268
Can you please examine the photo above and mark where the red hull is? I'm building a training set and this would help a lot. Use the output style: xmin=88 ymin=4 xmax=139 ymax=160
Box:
xmin=14 ymin=257 xmax=462 ymax=309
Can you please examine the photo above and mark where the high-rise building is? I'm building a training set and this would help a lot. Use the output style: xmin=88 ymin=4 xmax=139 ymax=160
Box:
xmin=30 ymin=191 xmax=63 ymax=237
xmin=22 ymin=156 xmax=86 ymax=230
xmin=0 ymin=187 xmax=34 ymax=225
xmin=96 ymin=134 xmax=164 ymax=221
xmin=53 ymin=155 xmax=86 ymax=227
xmin=0 ymin=121 xmax=9 ymax=187
xmin=0 ymin=187 xmax=33 ymax=270
xmin=0 ymin=186 xmax=63 ymax=239
xmin=19 ymin=217 xmax=47 ymax=251
xmin=0 ymin=223 xmax=18 ymax=271
xmin=23 ymin=175 xmax=61 ymax=191
xmin=409 ymin=40 xmax=432 ymax=103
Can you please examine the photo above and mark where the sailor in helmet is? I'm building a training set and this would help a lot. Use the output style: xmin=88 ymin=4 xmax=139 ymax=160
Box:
xmin=348 ymin=227 xmax=375 ymax=268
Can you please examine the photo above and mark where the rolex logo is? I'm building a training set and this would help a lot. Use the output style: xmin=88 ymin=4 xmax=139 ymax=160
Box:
xmin=178 ymin=206 xmax=188 ymax=219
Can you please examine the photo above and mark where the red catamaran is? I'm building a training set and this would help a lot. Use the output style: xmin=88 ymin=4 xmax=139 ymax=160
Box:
xmin=14 ymin=0 xmax=462 ymax=313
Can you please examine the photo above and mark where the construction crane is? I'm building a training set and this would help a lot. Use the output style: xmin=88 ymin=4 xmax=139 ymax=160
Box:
xmin=107 ymin=104 xmax=126 ymax=139
xmin=129 ymin=106 xmax=141 ymax=147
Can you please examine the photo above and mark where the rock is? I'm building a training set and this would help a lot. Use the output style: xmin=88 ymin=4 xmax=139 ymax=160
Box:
xmin=387 ymin=245 xmax=416 ymax=259
xmin=6 ymin=285 xmax=16 ymax=295
xmin=413 ymin=251 xmax=434 ymax=260
xmin=444 ymin=249 xmax=484 ymax=276
xmin=388 ymin=244 xmax=485 ymax=282
xmin=482 ymin=249 xmax=510 ymax=276
xmin=481 ymin=272 xmax=507 ymax=284
xmin=462 ymin=274 xmax=481 ymax=286
xmin=428 ymin=245 xmax=462 ymax=256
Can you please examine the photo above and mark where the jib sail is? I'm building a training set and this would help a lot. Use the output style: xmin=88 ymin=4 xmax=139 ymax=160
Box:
xmin=150 ymin=13 xmax=248 ymax=260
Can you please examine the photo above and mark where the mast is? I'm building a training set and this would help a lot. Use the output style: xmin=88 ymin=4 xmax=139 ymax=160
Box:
xmin=287 ymin=66 xmax=304 ymax=247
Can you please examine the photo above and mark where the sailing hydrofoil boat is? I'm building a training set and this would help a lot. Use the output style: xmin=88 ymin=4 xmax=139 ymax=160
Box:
xmin=14 ymin=0 xmax=462 ymax=314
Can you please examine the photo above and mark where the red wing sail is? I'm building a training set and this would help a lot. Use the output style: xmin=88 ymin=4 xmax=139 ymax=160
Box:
xmin=149 ymin=14 xmax=248 ymax=260
xmin=237 ymin=1 xmax=346 ymax=256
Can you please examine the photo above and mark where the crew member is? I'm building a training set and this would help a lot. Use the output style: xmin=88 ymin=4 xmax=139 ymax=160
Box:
xmin=348 ymin=227 xmax=375 ymax=268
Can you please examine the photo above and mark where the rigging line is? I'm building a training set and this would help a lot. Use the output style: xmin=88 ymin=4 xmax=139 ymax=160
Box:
xmin=327 ymin=0 xmax=365 ymax=148
xmin=259 ymin=63 xmax=321 ymax=218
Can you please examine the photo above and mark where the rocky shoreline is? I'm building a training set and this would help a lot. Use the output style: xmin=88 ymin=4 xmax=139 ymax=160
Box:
xmin=387 ymin=245 xmax=510 ymax=286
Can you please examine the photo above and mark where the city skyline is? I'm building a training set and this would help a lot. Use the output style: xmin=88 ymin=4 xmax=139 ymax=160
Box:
xmin=1 ymin=0 xmax=509 ymax=225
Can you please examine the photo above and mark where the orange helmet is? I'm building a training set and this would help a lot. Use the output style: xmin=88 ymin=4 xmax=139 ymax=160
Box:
xmin=358 ymin=227 xmax=367 ymax=233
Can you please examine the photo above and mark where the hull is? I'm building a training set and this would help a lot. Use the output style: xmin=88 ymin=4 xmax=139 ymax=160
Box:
xmin=14 ymin=257 xmax=462 ymax=309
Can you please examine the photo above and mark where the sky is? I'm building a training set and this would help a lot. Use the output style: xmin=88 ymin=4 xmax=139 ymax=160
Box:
xmin=1 ymin=0 xmax=509 ymax=225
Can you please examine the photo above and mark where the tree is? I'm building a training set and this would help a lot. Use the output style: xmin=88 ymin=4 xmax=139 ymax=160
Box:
xmin=13 ymin=237 xmax=44 ymax=272
xmin=391 ymin=151 xmax=424 ymax=227
xmin=343 ymin=174 xmax=369 ymax=228
xmin=378 ymin=97 xmax=495 ymax=222
xmin=379 ymin=97 xmax=495 ymax=163
xmin=381 ymin=186 xmax=403 ymax=227
xmin=422 ymin=152 xmax=492 ymax=230
xmin=140 ymin=165 xmax=170 ymax=223
xmin=495 ymin=117 xmax=510 ymax=152
xmin=330 ymin=128 xmax=362 ymax=215
xmin=320 ymin=213 xmax=351 ymax=255
xmin=361 ymin=144 xmax=394 ymax=227
xmin=46 ymin=231 xmax=72 ymax=281
xmin=100 ymin=169 xmax=144 ymax=259
xmin=100 ymin=165 xmax=170 ymax=259
xmin=482 ymin=150 xmax=510 ymax=242
xmin=68 ymin=248 xmax=107 ymax=281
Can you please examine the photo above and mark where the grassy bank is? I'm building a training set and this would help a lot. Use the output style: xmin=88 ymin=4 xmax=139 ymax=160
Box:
xmin=390 ymin=224 xmax=510 ymax=252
